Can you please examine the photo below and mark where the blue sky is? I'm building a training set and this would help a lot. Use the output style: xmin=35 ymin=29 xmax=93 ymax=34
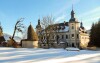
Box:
xmin=0 ymin=0 xmax=100 ymax=37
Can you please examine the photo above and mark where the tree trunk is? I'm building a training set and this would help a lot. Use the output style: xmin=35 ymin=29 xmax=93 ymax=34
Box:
xmin=12 ymin=26 xmax=16 ymax=39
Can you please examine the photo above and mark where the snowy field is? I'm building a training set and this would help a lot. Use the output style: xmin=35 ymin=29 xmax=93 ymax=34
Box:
xmin=0 ymin=47 xmax=100 ymax=63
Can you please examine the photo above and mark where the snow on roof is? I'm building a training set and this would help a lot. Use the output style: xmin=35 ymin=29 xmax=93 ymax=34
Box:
xmin=64 ymin=26 xmax=69 ymax=31
xmin=59 ymin=26 xmax=69 ymax=32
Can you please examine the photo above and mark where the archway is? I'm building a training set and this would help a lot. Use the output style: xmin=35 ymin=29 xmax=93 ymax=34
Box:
xmin=72 ymin=43 xmax=75 ymax=47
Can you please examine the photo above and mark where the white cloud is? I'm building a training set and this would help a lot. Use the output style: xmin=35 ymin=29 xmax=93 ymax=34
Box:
xmin=54 ymin=0 xmax=80 ymax=18
xmin=78 ymin=7 xmax=100 ymax=18
xmin=84 ymin=15 xmax=100 ymax=22
xmin=77 ymin=7 xmax=100 ymax=30
xmin=54 ymin=0 xmax=81 ymax=23
xmin=82 ymin=16 xmax=100 ymax=30
xmin=55 ymin=14 xmax=66 ymax=23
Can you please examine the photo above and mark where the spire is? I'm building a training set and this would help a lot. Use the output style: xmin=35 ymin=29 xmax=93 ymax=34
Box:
xmin=80 ymin=19 xmax=83 ymax=27
xmin=69 ymin=5 xmax=78 ymax=22
xmin=38 ymin=19 xmax=40 ymax=25
xmin=71 ymin=4 xmax=75 ymax=18
xmin=72 ymin=4 xmax=73 ymax=11
xmin=80 ymin=19 xmax=84 ymax=29
xmin=80 ymin=21 xmax=83 ymax=27
xmin=36 ymin=19 xmax=41 ymax=29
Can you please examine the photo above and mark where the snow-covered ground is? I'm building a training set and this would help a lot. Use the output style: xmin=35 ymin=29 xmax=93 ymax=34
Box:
xmin=0 ymin=47 xmax=100 ymax=63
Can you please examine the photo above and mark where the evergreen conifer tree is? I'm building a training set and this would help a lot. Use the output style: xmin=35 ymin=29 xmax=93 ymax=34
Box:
xmin=88 ymin=19 xmax=100 ymax=47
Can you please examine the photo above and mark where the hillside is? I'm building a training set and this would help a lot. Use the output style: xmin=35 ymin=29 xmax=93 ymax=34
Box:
xmin=3 ymin=33 xmax=21 ymax=42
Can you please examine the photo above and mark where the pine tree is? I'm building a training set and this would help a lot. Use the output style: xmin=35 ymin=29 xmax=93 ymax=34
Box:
xmin=94 ymin=20 xmax=100 ymax=47
xmin=88 ymin=19 xmax=100 ymax=47
xmin=89 ymin=23 xmax=94 ymax=46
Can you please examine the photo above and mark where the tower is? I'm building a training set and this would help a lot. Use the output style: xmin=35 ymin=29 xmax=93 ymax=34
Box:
xmin=80 ymin=21 xmax=85 ymax=29
xmin=36 ymin=19 xmax=42 ymax=35
xmin=68 ymin=5 xmax=80 ymax=47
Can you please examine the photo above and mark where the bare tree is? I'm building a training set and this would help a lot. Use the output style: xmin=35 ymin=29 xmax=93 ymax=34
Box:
xmin=7 ymin=18 xmax=25 ymax=47
xmin=12 ymin=18 xmax=25 ymax=40
xmin=41 ymin=15 xmax=55 ymax=48
xmin=21 ymin=26 xmax=27 ymax=39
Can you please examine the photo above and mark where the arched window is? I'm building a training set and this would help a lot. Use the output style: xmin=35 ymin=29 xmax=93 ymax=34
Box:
xmin=72 ymin=26 xmax=74 ymax=29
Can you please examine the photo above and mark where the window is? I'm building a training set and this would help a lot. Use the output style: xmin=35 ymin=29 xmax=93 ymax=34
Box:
xmin=77 ymin=34 xmax=79 ymax=38
xmin=66 ymin=35 xmax=68 ymax=39
xmin=77 ymin=43 xmax=79 ymax=47
xmin=69 ymin=35 xmax=70 ymax=38
xmin=72 ymin=34 xmax=74 ymax=38
xmin=57 ymin=35 xmax=59 ymax=40
xmin=72 ymin=26 xmax=74 ymax=29
xmin=44 ymin=36 xmax=45 ymax=39
xmin=62 ymin=35 xmax=64 ymax=39
xmin=52 ymin=36 xmax=54 ymax=39
xmin=72 ymin=43 xmax=75 ymax=47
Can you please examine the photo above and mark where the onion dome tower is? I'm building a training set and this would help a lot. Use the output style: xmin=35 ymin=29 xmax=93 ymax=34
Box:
xmin=69 ymin=5 xmax=78 ymax=22
xmin=36 ymin=19 xmax=42 ymax=35
xmin=80 ymin=21 xmax=85 ymax=29
xmin=36 ymin=19 xmax=41 ymax=28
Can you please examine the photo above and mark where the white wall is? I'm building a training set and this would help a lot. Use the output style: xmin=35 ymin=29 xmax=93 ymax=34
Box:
xmin=22 ymin=41 xmax=38 ymax=48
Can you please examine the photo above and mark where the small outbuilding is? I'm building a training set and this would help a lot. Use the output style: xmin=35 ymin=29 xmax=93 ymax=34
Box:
xmin=21 ymin=24 xmax=38 ymax=48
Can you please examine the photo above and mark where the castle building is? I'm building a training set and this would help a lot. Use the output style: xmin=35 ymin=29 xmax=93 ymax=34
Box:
xmin=36 ymin=8 xmax=89 ymax=49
